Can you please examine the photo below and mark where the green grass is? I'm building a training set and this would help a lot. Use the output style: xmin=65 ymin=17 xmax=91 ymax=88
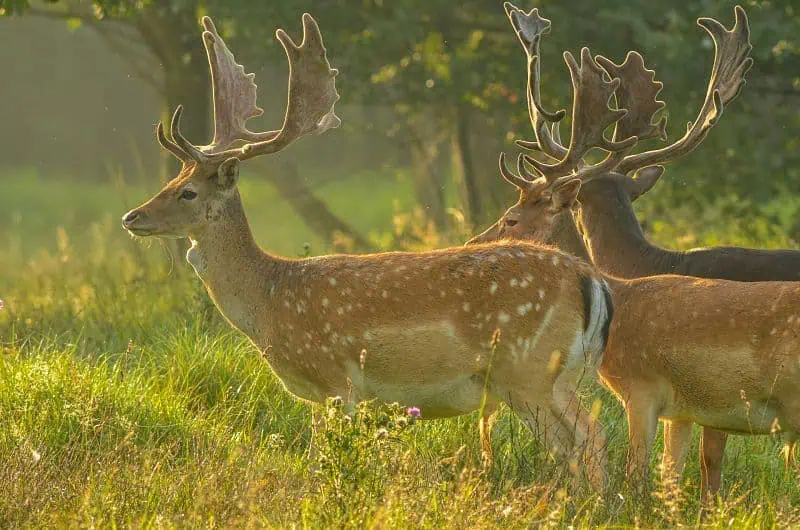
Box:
xmin=1 ymin=171 xmax=799 ymax=528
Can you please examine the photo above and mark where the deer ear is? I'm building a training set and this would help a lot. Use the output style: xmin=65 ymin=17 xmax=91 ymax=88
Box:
xmin=551 ymin=178 xmax=581 ymax=211
xmin=215 ymin=157 xmax=240 ymax=189
xmin=628 ymin=165 xmax=664 ymax=201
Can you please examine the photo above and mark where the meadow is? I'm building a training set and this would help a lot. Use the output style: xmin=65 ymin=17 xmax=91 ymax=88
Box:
xmin=1 ymin=169 xmax=799 ymax=528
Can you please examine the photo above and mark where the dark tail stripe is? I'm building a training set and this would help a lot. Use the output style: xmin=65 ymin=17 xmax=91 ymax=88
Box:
xmin=579 ymin=274 xmax=593 ymax=332
xmin=600 ymin=280 xmax=613 ymax=350
xmin=579 ymin=273 xmax=614 ymax=351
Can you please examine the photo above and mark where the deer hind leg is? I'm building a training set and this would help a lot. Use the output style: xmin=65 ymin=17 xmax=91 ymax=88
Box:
xmin=505 ymin=400 xmax=578 ymax=481
xmin=479 ymin=402 xmax=499 ymax=467
xmin=625 ymin=396 xmax=659 ymax=492
xmin=662 ymin=420 xmax=692 ymax=485
xmin=699 ymin=428 xmax=727 ymax=502
xmin=550 ymin=370 xmax=609 ymax=492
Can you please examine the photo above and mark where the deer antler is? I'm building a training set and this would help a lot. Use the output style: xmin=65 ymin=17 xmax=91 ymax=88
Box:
xmin=522 ymin=48 xmax=637 ymax=182
xmin=504 ymin=2 xmax=567 ymax=161
xmin=595 ymin=51 xmax=667 ymax=144
xmin=615 ymin=5 xmax=752 ymax=175
xmin=159 ymin=13 xmax=340 ymax=165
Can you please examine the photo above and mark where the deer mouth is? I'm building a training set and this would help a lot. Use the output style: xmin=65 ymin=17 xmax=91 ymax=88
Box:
xmin=125 ymin=225 xmax=157 ymax=237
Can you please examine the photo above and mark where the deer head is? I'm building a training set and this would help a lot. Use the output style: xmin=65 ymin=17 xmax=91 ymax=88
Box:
xmin=472 ymin=4 xmax=752 ymax=247
xmin=468 ymin=153 xmax=581 ymax=245
xmin=506 ymin=3 xmax=751 ymax=204
xmin=122 ymin=14 xmax=340 ymax=239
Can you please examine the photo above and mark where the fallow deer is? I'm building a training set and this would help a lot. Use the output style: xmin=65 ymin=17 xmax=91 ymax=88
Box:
xmin=471 ymin=3 xmax=800 ymax=495
xmin=121 ymin=13 xmax=614 ymax=488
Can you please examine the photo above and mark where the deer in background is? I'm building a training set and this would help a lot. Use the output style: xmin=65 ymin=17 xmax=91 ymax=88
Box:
xmin=121 ymin=13 xmax=614 ymax=489
xmin=472 ymin=3 xmax=800 ymax=497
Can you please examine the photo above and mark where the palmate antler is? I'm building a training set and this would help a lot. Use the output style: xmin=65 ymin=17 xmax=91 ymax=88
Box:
xmin=157 ymin=13 xmax=341 ymax=166
xmin=501 ymin=3 xmax=637 ymax=189
xmin=500 ymin=4 xmax=753 ymax=190
xmin=615 ymin=5 xmax=752 ymax=175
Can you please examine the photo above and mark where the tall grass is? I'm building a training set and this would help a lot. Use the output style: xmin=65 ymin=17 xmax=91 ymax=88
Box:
xmin=1 ymin=171 xmax=798 ymax=528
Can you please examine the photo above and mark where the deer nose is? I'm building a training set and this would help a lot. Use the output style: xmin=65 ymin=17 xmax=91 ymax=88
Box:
xmin=122 ymin=209 xmax=140 ymax=227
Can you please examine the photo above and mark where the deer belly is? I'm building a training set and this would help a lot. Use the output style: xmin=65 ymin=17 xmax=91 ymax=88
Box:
xmin=661 ymin=399 xmax=780 ymax=435
xmin=357 ymin=373 xmax=486 ymax=418
xmin=350 ymin=322 xmax=487 ymax=418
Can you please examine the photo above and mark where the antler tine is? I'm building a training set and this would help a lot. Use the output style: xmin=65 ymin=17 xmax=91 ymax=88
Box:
xmin=616 ymin=5 xmax=753 ymax=175
xmin=504 ymin=3 xmax=567 ymax=160
xmin=524 ymin=47 xmax=637 ymax=182
xmin=169 ymin=105 xmax=208 ymax=163
xmin=156 ymin=122 xmax=192 ymax=163
xmin=497 ymin=152 xmax=549 ymax=193
xmin=595 ymin=51 xmax=668 ymax=144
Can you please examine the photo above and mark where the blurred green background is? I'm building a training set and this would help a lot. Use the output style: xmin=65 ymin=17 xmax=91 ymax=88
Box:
xmin=0 ymin=0 xmax=798 ymax=259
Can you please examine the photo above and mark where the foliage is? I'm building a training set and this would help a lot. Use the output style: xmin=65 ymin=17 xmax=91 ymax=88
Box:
xmin=303 ymin=398 xmax=418 ymax=528
xmin=2 ymin=0 xmax=798 ymax=217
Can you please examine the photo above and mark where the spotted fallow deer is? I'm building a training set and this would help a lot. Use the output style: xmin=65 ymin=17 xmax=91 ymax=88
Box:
xmin=120 ymin=13 xmax=614 ymax=488
xmin=471 ymin=3 xmax=800 ymax=495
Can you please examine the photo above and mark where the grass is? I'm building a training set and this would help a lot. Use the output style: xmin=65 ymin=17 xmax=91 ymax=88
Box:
xmin=1 ymin=170 xmax=799 ymax=528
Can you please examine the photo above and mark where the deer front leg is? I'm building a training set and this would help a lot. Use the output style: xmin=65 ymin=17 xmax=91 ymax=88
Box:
xmin=699 ymin=428 xmax=727 ymax=502
xmin=662 ymin=419 xmax=692 ymax=484
xmin=479 ymin=402 xmax=499 ymax=467
xmin=625 ymin=397 xmax=659 ymax=492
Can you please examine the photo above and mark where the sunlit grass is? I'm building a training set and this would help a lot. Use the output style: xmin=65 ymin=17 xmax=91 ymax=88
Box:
xmin=1 ymin=171 xmax=799 ymax=527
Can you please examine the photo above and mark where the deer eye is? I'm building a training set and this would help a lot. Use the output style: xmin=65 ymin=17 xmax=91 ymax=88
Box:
xmin=505 ymin=218 xmax=518 ymax=227
xmin=179 ymin=189 xmax=198 ymax=201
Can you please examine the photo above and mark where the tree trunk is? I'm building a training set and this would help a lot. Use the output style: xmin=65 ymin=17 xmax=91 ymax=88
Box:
xmin=452 ymin=104 xmax=482 ymax=225
xmin=268 ymin=161 xmax=370 ymax=252
xmin=409 ymin=131 xmax=447 ymax=229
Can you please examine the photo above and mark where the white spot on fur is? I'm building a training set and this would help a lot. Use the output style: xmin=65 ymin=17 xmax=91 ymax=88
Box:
xmin=382 ymin=290 xmax=389 ymax=299
xmin=517 ymin=303 xmax=533 ymax=316
xmin=498 ymin=311 xmax=510 ymax=324
xmin=490 ymin=282 xmax=498 ymax=295
xmin=328 ymin=277 xmax=337 ymax=286
xmin=463 ymin=302 xmax=471 ymax=312
xmin=322 ymin=297 xmax=329 ymax=307
xmin=510 ymin=278 xmax=519 ymax=287
xmin=538 ymin=289 xmax=545 ymax=300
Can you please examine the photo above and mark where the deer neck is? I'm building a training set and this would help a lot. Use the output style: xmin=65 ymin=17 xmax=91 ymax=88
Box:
xmin=577 ymin=183 xmax=677 ymax=278
xmin=187 ymin=190 xmax=285 ymax=343
xmin=548 ymin=210 xmax=592 ymax=263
